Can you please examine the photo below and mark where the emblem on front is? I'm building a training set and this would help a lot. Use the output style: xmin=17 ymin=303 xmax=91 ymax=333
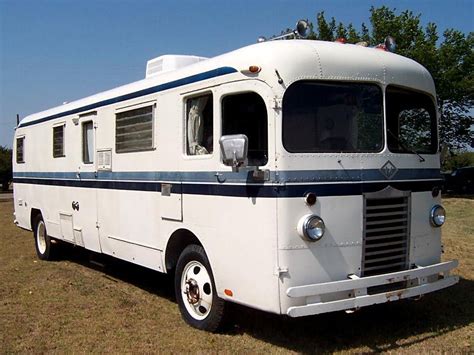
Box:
xmin=380 ymin=160 xmax=398 ymax=179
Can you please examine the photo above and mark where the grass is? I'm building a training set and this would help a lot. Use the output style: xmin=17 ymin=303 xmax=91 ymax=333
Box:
xmin=0 ymin=197 xmax=472 ymax=353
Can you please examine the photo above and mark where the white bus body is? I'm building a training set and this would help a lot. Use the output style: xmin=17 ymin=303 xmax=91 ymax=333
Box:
xmin=13 ymin=39 xmax=458 ymax=331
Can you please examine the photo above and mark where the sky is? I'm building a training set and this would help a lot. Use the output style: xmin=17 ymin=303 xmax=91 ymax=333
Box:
xmin=0 ymin=0 xmax=473 ymax=148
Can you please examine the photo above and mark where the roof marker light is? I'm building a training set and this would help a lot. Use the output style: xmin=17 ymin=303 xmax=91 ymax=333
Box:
xmin=249 ymin=65 xmax=261 ymax=73
xmin=241 ymin=66 xmax=261 ymax=74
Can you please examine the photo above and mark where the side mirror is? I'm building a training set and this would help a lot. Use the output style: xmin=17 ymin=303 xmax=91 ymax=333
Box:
xmin=219 ymin=134 xmax=248 ymax=170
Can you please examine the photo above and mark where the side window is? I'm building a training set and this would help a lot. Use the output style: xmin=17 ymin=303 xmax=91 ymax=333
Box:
xmin=82 ymin=121 xmax=94 ymax=164
xmin=186 ymin=93 xmax=213 ymax=155
xmin=222 ymin=92 xmax=268 ymax=166
xmin=16 ymin=137 xmax=25 ymax=163
xmin=53 ymin=124 xmax=65 ymax=158
xmin=386 ymin=86 xmax=437 ymax=154
xmin=115 ymin=105 xmax=154 ymax=153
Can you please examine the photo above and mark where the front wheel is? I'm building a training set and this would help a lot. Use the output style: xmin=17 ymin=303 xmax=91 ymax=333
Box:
xmin=33 ymin=214 xmax=56 ymax=260
xmin=175 ymin=244 xmax=225 ymax=332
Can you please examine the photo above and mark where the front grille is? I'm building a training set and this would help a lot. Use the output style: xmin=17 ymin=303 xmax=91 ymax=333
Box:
xmin=362 ymin=189 xmax=410 ymax=277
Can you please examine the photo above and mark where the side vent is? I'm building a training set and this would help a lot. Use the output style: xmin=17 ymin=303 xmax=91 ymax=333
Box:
xmin=145 ymin=55 xmax=208 ymax=78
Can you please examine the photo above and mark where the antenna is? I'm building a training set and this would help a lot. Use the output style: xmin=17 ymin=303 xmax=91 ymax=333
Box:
xmin=16 ymin=114 xmax=19 ymax=126
xmin=258 ymin=19 xmax=310 ymax=42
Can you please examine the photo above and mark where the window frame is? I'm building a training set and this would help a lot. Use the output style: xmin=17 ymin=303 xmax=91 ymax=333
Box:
xmin=52 ymin=122 xmax=66 ymax=158
xmin=115 ymin=101 xmax=156 ymax=154
xmin=16 ymin=136 xmax=25 ymax=164
xmin=385 ymin=84 xmax=438 ymax=155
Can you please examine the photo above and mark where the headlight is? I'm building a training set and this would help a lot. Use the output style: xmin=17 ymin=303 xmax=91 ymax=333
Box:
xmin=430 ymin=205 xmax=446 ymax=227
xmin=297 ymin=214 xmax=325 ymax=241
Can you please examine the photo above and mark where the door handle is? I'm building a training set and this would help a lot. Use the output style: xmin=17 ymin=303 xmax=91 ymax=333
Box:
xmin=214 ymin=172 xmax=226 ymax=183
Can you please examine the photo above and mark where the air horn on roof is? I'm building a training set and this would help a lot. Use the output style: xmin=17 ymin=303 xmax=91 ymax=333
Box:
xmin=257 ymin=19 xmax=310 ymax=43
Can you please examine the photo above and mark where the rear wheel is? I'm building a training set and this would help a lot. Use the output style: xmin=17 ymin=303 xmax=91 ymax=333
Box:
xmin=33 ymin=214 xmax=55 ymax=260
xmin=175 ymin=244 xmax=225 ymax=332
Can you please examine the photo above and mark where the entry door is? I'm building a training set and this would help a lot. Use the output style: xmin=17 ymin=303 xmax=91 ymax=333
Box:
xmin=70 ymin=115 xmax=101 ymax=252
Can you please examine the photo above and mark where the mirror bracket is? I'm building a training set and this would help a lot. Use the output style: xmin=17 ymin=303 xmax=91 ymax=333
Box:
xmin=252 ymin=168 xmax=270 ymax=182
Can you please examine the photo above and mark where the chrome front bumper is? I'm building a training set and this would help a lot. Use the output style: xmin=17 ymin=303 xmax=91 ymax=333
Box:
xmin=286 ymin=260 xmax=459 ymax=317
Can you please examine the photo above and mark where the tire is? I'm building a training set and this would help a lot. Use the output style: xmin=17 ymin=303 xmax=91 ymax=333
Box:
xmin=175 ymin=244 xmax=226 ymax=332
xmin=33 ymin=214 xmax=55 ymax=260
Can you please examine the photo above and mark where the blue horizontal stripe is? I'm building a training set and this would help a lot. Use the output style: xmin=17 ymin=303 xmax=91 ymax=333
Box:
xmin=13 ymin=169 xmax=443 ymax=198
xmin=12 ymin=177 xmax=442 ymax=197
xmin=18 ymin=67 xmax=238 ymax=128
xmin=13 ymin=168 xmax=441 ymax=184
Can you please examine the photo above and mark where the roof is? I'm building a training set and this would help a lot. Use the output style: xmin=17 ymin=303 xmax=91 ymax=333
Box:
xmin=19 ymin=40 xmax=435 ymax=128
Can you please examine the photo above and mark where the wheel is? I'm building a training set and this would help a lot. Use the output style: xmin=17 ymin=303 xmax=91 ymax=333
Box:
xmin=175 ymin=244 xmax=226 ymax=332
xmin=33 ymin=214 xmax=55 ymax=260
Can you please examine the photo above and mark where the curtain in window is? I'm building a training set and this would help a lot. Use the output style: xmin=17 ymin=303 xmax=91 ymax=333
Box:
xmin=187 ymin=96 xmax=208 ymax=155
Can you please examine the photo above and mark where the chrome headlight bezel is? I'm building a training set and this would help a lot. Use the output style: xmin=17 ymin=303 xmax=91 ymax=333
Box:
xmin=430 ymin=205 xmax=446 ymax=227
xmin=297 ymin=214 xmax=325 ymax=242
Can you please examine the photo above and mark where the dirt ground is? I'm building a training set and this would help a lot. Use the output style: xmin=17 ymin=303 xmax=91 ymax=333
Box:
xmin=0 ymin=197 xmax=472 ymax=353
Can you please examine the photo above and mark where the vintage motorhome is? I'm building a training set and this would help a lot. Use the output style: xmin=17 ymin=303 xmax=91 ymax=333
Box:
xmin=13 ymin=24 xmax=458 ymax=331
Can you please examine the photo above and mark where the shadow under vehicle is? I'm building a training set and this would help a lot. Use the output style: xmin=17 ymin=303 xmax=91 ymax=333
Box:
xmin=444 ymin=167 xmax=474 ymax=194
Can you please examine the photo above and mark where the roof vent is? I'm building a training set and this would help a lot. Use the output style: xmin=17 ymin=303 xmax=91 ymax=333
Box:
xmin=145 ymin=55 xmax=208 ymax=78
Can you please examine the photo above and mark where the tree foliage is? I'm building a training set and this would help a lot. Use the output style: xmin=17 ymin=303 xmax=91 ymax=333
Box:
xmin=0 ymin=146 xmax=12 ymax=191
xmin=442 ymin=151 xmax=474 ymax=171
xmin=298 ymin=7 xmax=474 ymax=151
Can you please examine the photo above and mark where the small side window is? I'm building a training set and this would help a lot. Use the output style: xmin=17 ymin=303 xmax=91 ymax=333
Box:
xmin=16 ymin=137 xmax=25 ymax=163
xmin=53 ymin=125 xmax=65 ymax=158
xmin=186 ymin=93 xmax=213 ymax=155
xmin=82 ymin=121 xmax=94 ymax=164
xmin=116 ymin=105 xmax=154 ymax=153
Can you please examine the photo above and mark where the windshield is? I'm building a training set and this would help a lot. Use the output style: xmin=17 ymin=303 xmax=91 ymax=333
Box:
xmin=282 ymin=81 xmax=383 ymax=153
xmin=386 ymin=86 xmax=437 ymax=154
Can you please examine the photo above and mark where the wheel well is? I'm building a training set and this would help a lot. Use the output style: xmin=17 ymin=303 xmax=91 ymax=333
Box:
xmin=165 ymin=229 xmax=203 ymax=272
xmin=30 ymin=208 xmax=42 ymax=230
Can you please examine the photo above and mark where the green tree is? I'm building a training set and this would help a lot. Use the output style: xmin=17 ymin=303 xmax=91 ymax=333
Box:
xmin=346 ymin=23 xmax=361 ymax=43
xmin=442 ymin=151 xmax=474 ymax=171
xmin=0 ymin=146 xmax=12 ymax=191
xmin=290 ymin=7 xmax=474 ymax=151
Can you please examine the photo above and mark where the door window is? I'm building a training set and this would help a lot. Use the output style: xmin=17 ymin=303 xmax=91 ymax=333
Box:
xmin=222 ymin=92 xmax=268 ymax=166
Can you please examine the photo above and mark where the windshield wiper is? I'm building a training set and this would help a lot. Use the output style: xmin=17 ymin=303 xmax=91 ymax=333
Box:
xmin=387 ymin=130 xmax=425 ymax=162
